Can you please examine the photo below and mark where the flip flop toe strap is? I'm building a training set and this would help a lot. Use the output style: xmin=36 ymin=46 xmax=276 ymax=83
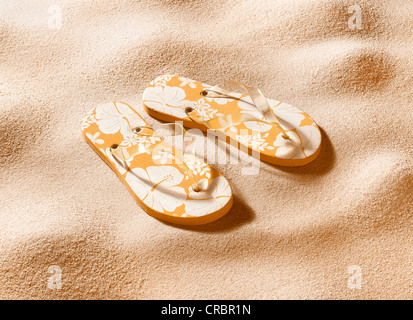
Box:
xmin=110 ymin=123 xmax=203 ymax=192
xmin=198 ymin=80 xmax=289 ymax=139
xmin=185 ymin=109 xmax=290 ymax=141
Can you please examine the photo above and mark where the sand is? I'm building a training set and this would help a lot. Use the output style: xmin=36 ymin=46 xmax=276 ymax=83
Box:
xmin=0 ymin=0 xmax=412 ymax=299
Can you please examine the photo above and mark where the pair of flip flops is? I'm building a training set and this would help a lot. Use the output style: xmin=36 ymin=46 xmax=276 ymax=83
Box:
xmin=81 ymin=75 xmax=322 ymax=225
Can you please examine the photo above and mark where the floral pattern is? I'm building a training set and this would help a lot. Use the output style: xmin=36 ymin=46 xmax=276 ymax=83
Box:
xmin=204 ymin=86 xmax=243 ymax=105
xmin=273 ymin=124 xmax=321 ymax=159
xmin=184 ymin=177 xmax=232 ymax=217
xmin=143 ymin=85 xmax=187 ymax=118
xmin=242 ymin=120 xmax=273 ymax=133
xmin=237 ymin=96 xmax=264 ymax=120
xmin=125 ymin=166 xmax=187 ymax=213
xmin=95 ymin=101 xmax=146 ymax=135
xmin=179 ymin=77 xmax=197 ymax=88
xmin=183 ymin=154 xmax=212 ymax=179
xmin=152 ymin=148 xmax=176 ymax=165
xmin=190 ymin=98 xmax=223 ymax=121
xmin=235 ymin=132 xmax=275 ymax=152
xmin=269 ymin=101 xmax=306 ymax=131
xmin=82 ymin=101 xmax=232 ymax=221
xmin=80 ymin=110 xmax=96 ymax=130
xmin=86 ymin=132 xmax=104 ymax=145
xmin=120 ymin=133 xmax=161 ymax=148
xmin=143 ymin=75 xmax=321 ymax=163
xmin=150 ymin=75 xmax=172 ymax=87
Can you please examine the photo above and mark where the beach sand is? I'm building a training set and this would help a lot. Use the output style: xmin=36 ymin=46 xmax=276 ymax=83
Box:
xmin=0 ymin=0 xmax=411 ymax=299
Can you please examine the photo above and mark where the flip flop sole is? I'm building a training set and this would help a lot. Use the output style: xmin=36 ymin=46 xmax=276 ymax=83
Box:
xmin=81 ymin=101 xmax=233 ymax=225
xmin=143 ymin=103 xmax=321 ymax=167
xmin=143 ymin=75 xmax=322 ymax=167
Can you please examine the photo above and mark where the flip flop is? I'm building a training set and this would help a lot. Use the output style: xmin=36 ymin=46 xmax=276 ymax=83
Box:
xmin=142 ymin=75 xmax=322 ymax=166
xmin=81 ymin=101 xmax=233 ymax=225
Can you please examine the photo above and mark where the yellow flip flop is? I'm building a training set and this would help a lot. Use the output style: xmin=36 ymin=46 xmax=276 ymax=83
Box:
xmin=81 ymin=101 xmax=233 ymax=225
xmin=143 ymin=75 xmax=322 ymax=166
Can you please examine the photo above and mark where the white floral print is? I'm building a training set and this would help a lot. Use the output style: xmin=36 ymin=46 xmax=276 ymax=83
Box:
xmin=125 ymin=166 xmax=187 ymax=213
xmin=190 ymin=98 xmax=223 ymax=121
xmin=120 ymin=133 xmax=161 ymax=148
xmin=183 ymin=154 xmax=212 ymax=179
xmin=204 ymin=90 xmax=243 ymax=105
xmin=80 ymin=111 xmax=96 ymax=130
xmin=86 ymin=132 xmax=104 ymax=144
xmin=228 ymin=126 xmax=238 ymax=133
xmin=270 ymin=101 xmax=306 ymax=130
xmin=95 ymin=102 xmax=146 ymax=136
xmin=242 ymin=120 xmax=273 ymax=133
xmin=83 ymin=96 xmax=234 ymax=221
xmin=237 ymin=96 xmax=264 ymax=120
xmin=179 ymin=77 xmax=197 ymax=88
xmin=296 ymin=124 xmax=321 ymax=157
xmin=142 ymin=75 xmax=322 ymax=164
xmin=150 ymin=75 xmax=172 ymax=87
xmin=143 ymin=86 xmax=187 ymax=118
xmin=274 ymin=124 xmax=321 ymax=159
xmin=152 ymin=149 xmax=176 ymax=165
xmin=273 ymin=131 xmax=304 ymax=159
xmin=235 ymin=133 xmax=252 ymax=146
xmin=235 ymin=132 xmax=275 ymax=152
xmin=238 ymin=98 xmax=306 ymax=131
xmin=184 ymin=177 xmax=231 ymax=217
